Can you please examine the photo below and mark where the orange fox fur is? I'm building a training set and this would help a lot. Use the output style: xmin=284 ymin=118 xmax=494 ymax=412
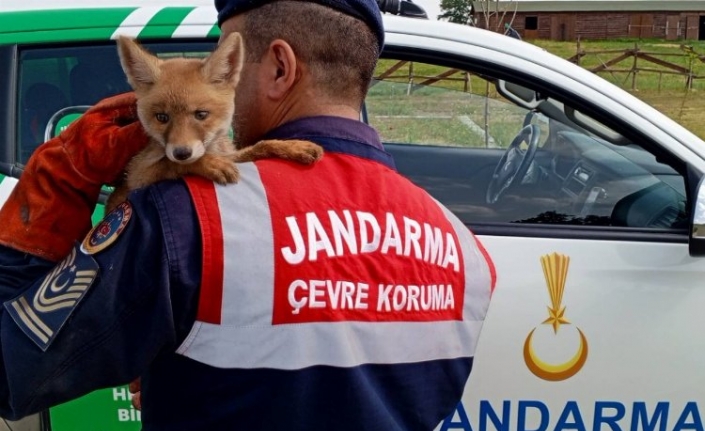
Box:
xmin=106 ymin=33 xmax=322 ymax=212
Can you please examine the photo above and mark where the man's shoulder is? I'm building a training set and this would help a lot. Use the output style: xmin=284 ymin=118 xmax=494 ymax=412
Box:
xmin=137 ymin=178 xmax=192 ymax=204
xmin=126 ymin=178 xmax=198 ymax=231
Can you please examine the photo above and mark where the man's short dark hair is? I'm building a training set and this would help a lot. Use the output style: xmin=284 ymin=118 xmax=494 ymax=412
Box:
xmin=243 ymin=1 xmax=379 ymax=105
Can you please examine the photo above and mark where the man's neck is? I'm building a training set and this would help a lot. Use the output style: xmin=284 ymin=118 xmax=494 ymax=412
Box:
xmin=272 ymin=98 xmax=361 ymax=128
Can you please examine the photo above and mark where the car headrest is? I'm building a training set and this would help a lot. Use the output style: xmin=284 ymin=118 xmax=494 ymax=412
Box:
xmin=21 ymin=82 xmax=69 ymax=142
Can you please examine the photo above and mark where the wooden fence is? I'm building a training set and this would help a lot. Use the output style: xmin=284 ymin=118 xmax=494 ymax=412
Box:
xmin=374 ymin=60 xmax=472 ymax=94
xmin=374 ymin=42 xmax=705 ymax=93
xmin=567 ymin=41 xmax=705 ymax=91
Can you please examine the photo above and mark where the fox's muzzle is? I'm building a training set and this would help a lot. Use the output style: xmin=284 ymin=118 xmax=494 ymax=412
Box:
xmin=172 ymin=147 xmax=193 ymax=161
xmin=166 ymin=143 xmax=206 ymax=164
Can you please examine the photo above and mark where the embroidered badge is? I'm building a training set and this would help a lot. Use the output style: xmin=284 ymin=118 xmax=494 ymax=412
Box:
xmin=81 ymin=201 xmax=132 ymax=255
xmin=4 ymin=247 xmax=98 ymax=351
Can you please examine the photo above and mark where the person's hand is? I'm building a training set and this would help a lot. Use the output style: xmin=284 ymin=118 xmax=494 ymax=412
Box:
xmin=58 ymin=92 xmax=150 ymax=187
xmin=0 ymin=92 xmax=150 ymax=261
xmin=129 ymin=378 xmax=142 ymax=411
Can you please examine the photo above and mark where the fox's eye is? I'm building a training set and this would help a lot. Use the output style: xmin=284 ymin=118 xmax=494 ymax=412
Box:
xmin=195 ymin=110 xmax=209 ymax=120
xmin=155 ymin=113 xmax=169 ymax=124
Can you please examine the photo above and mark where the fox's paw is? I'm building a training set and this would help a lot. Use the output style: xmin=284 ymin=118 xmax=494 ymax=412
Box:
xmin=238 ymin=139 xmax=324 ymax=165
xmin=201 ymin=157 xmax=240 ymax=185
xmin=283 ymin=140 xmax=324 ymax=165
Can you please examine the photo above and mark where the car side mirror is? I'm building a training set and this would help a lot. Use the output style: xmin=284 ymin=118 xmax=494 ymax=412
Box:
xmin=690 ymin=176 xmax=705 ymax=257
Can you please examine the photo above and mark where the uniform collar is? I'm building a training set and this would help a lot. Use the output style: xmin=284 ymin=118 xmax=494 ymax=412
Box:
xmin=262 ymin=116 xmax=384 ymax=150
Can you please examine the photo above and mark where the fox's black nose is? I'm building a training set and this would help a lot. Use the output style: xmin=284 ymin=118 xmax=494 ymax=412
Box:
xmin=172 ymin=147 xmax=193 ymax=161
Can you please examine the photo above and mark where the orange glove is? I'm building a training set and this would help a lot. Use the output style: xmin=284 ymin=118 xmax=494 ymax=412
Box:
xmin=0 ymin=92 xmax=150 ymax=262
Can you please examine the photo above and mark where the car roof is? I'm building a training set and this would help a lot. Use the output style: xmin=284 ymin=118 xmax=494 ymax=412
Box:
xmin=0 ymin=4 xmax=550 ymax=47
xmin=0 ymin=5 xmax=220 ymax=44
xmin=0 ymin=0 xmax=213 ymax=11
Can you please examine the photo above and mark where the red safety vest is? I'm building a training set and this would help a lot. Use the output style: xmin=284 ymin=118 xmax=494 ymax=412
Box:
xmin=178 ymin=152 xmax=495 ymax=370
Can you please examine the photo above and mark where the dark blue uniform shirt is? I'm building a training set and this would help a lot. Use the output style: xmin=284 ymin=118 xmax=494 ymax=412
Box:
xmin=0 ymin=117 xmax=471 ymax=430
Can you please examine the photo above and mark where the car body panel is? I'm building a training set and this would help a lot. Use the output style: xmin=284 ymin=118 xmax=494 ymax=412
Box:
xmin=438 ymin=235 xmax=704 ymax=431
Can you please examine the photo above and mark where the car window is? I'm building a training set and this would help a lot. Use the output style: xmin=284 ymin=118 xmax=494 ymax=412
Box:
xmin=368 ymin=60 xmax=688 ymax=231
xmin=368 ymin=64 xmax=547 ymax=149
xmin=15 ymin=42 xmax=215 ymax=165
xmin=17 ymin=45 xmax=126 ymax=164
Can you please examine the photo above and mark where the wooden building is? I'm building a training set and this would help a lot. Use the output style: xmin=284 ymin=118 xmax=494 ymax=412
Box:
xmin=474 ymin=0 xmax=705 ymax=41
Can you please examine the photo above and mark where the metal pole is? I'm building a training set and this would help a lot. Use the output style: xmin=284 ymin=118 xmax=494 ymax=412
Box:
xmin=484 ymin=80 xmax=490 ymax=148
xmin=632 ymin=42 xmax=638 ymax=91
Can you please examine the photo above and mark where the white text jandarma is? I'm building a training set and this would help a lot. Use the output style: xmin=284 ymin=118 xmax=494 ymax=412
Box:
xmin=280 ymin=210 xmax=460 ymax=271
xmin=288 ymin=279 xmax=455 ymax=314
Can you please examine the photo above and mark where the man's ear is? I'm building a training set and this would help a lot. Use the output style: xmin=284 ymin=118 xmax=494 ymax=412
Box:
xmin=263 ymin=39 xmax=299 ymax=100
xmin=202 ymin=32 xmax=244 ymax=86
xmin=116 ymin=36 xmax=161 ymax=91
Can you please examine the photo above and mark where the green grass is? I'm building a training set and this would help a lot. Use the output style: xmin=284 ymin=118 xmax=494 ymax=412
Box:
xmin=536 ymin=38 xmax=705 ymax=138
xmin=367 ymin=78 xmax=526 ymax=147
xmin=372 ymin=38 xmax=705 ymax=142
xmin=534 ymin=39 xmax=705 ymax=91
xmin=373 ymin=117 xmax=484 ymax=146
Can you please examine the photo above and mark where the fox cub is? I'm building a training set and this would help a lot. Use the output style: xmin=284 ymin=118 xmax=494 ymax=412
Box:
xmin=106 ymin=33 xmax=323 ymax=212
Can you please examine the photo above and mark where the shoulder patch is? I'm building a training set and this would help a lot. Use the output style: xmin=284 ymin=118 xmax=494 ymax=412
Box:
xmin=4 ymin=248 xmax=99 ymax=351
xmin=81 ymin=201 xmax=133 ymax=255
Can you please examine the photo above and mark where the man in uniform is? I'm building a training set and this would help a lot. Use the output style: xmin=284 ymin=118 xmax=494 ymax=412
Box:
xmin=0 ymin=1 xmax=496 ymax=430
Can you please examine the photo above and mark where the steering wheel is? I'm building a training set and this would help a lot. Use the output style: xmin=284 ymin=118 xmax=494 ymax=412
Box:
xmin=485 ymin=124 xmax=541 ymax=204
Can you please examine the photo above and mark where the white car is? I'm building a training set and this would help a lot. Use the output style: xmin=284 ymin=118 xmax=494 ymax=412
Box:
xmin=1 ymin=2 xmax=704 ymax=431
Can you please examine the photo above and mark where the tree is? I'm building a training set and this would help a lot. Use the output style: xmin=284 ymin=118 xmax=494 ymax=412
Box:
xmin=438 ymin=1 xmax=518 ymax=32
xmin=438 ymin=0 xmax=474 ymax=25
xmin=474 ymin=0 xmax=518 ymax=32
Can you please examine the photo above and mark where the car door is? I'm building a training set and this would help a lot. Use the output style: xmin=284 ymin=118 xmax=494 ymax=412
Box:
xmin=372 ymin=22 xmax=705 ymax=431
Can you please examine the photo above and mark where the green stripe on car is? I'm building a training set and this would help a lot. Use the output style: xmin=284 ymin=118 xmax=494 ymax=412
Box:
xmin=0 ymin=6 xmax=223 ymax=45
xmin=138 ymin=7 xmax=196 ymax=38
xmin=207 ymin=23 xmax=221 ymax=38
xmin=0 ymin=9 xmax=136 ymax=44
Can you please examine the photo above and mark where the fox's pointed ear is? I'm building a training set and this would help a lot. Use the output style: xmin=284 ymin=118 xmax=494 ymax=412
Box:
xmin=202 ymin=32 xmax=244 ymax=86
xmin=117 ymin=35 xmax=161 ymax=91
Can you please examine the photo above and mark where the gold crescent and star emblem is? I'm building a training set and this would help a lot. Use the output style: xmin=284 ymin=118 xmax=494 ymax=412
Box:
xmin=523 ymin=253 xmax=588 ymax=381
